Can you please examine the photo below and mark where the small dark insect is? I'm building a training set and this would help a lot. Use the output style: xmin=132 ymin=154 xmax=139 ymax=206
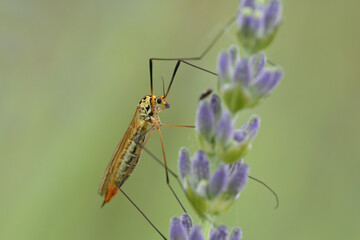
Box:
xmin=199 ymin=88 xmax=213 ymax=101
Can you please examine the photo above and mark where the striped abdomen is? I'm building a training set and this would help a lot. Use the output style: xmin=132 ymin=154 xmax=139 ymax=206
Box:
xmin=113 ymin=124 xmax=148 ymax=188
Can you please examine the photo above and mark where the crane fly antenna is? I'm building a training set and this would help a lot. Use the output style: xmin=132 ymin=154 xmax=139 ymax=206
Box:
xmin=248 ymin=175 xmax=279 ymax=209
xmin=161 ymin=76 xmax=166 ymax=96
xmin=150 ymin=60 xmax=155 ymax=113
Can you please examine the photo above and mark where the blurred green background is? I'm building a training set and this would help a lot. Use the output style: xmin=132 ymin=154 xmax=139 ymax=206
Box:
xmin=1 ymin=0 xmax=359 ymax=239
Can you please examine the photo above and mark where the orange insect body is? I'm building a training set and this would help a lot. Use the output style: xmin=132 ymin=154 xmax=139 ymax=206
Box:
xmin=98 ymin=95 xmax=169 ymax=206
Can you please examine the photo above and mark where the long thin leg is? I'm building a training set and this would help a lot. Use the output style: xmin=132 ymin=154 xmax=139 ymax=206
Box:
xmin=119 ymin=189 xmax=167 ymax=240
xmin=155 ymin=126 xmax=187 ymax=213
xmin=149 ymin=13 xmax=238 ymax=102
xmin=151 ymin=13 xmax=237 ymax=61
xmin=165 ymin=60 xmax=181 ymax=100
xmin=160 ymin=123 xmax=194 ymax=128
xmin=131 ymin=126 xmax=187 ymax=213
xmin=143 ymin=147 xmax=183 ymax=192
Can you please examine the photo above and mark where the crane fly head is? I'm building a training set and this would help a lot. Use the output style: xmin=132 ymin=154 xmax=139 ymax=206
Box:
xmin=139 ymin=95 xmax=170 ymax=118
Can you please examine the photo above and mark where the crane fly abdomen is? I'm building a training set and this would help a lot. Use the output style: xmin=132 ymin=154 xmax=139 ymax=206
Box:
xmin=113 ymin=123 xmax=148 ymax=187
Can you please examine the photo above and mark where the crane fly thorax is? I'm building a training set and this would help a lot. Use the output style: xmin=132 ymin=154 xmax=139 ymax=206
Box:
xmin=138 ymin=95 xmax=170 ymax=122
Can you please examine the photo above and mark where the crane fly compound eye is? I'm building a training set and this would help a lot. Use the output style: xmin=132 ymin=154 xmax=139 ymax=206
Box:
xmin=157 ymin=98 xmax=162 ymax=104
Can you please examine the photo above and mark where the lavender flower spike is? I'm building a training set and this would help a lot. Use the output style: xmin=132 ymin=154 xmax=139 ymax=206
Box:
xmin=171 ymin=0 xmax=283 ymax=238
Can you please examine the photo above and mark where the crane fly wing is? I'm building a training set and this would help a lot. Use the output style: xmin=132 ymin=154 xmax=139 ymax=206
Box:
xmin=98 ymin=107 xmax=141 ymax=196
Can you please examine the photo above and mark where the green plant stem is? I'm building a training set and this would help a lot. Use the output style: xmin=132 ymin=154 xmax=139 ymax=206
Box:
xmin=201 ymin=218 xmax=213 ymax=239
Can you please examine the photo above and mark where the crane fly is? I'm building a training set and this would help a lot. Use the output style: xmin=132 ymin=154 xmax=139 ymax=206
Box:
xmin=97 ymin=14 xmax=239 ymax=208
xmin=98 ymin=86 xmax=193 ymax=207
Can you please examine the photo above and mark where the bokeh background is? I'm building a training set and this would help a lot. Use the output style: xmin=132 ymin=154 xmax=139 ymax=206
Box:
xmin=1 ymin=0 xmax=359 ymax=239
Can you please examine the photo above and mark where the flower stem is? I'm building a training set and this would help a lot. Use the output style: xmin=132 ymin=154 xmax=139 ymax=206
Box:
xmin=201 ymin=217 xmax=213 ymax=239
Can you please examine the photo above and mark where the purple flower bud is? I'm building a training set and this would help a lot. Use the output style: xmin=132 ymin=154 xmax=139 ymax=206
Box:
xmin=227 ymin=164 xmax=249 ymax=196
xmin=181 ymin=213 xmax=193 ymax=236
xmin=251 ymin=52 xmax=266 ymax=78
xmin=248 ymin=116 xmax=260 ymax=137
xmin=228 ymin=45 xmax=239 ymax=65
xmin=254 ymin=71 xmax=271 ymax=94
xmin=179 ymin=147 xmax=191 ymax=180
xmin=216 ymin=111 xmax=233 ymax=145
xmin=210 ymin=94 xmax=222 ymax=122
xmin=233 ymin=116 xmax=259 ymax=145
xmin=254 ymin=69 xmax=283 ymax=96
xmin=207 ymin=165 xmax=229 ymax=199
xmin=192 ymin=151 xmax=210 ymax=185
xmin=189 ymin=226 xmax=204 ymax=240
xmin=268 ymin=69 xmax=283 ymax=92
xmin=253 ymin=10 xmax=265 ymax=37
xmin=170 ymin=217 xmax=187 ymax=240
xmin=233 ymin=58 xmax=251 ymax=86
xmin=233 ymin=130 xmax=247 ymax=143
xmin=241 ymin=0 xmax=255 ymax=8
xmin=196 ymin=102 xmax=215 ymax=140
xmin=237 ymin=11 xmax=255 ymax=35
xmin=229 ymin=227 xmax=242 ymax=240
xmin=218 ymin=51 xmax=229 ymax=79
xmin=265 ymin=0 xmax=283 ymax=33
xmin=229 ymin=159 xmax=244 ymax=175
xmin=210 ymin=226 xmax=228 ymax=240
